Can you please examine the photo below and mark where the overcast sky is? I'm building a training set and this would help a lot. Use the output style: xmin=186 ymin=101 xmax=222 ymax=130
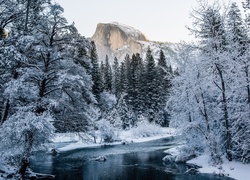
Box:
xmin=55 ymin=0 xmax=244 ymax=43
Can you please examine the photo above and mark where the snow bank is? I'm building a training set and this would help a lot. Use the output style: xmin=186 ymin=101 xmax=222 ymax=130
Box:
xmin=131 ymin=121 xmax=162 ymax=137
xmin=163 ymin=146 xmax=250 ymax=179
xmin=54 ymin=127 xmax=176 ymax=152
xmin=0 ymin=165 xmax=20 ymax=180
xmin=120 ymin=127 xmax=175 ymax=143
xmin=187 ymin=154 xmax=250 ymax=180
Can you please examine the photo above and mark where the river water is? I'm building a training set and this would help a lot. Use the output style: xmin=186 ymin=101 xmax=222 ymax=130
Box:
xmin=30 ymin=138 xmax=233 ymax=180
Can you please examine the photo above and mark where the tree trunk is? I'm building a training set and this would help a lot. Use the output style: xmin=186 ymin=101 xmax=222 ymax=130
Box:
xmin=244 ymin=65 xmax=250 ymax=104
xmin=186 ymin=91 xmax=192 ymax=123
xmin=19 ymin=158 xmax=29 ymax=177
xmin=24 ymin=0 xmax=31 ymax=32
xmin=39 ymin=78 xmax=46 ymax=98
xmin=215 ymin=64 xmax=232 ymax=161
xmin=200 ymin=90 xmax=210 ymax=132
xmin=1 ymin=99 xmax=10 ymax=125
xmin=19 ymin=131 xmax=33 ymax=176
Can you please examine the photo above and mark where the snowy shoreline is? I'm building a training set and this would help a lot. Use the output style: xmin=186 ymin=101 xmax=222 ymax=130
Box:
xmin=55 ymin=129 xmax=250 ymax=180
xmin=164 ymin=146 xmax=250 ymax=180
xmin=55 ymin=127 xmax=249 ymax=180
xmin=0 ymin=127 xmax=176 ymax=179
xmin=51 ymin=127 xmax=176 ymax=152
xmin=187 ymin=155 xmax=250 ymax=180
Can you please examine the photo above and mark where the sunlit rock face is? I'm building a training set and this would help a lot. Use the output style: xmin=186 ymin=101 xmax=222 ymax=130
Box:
xmin=91 ymin=22 xmax=148 ymax=62
xmin=91 ymin=22 xmax=178 ymax=68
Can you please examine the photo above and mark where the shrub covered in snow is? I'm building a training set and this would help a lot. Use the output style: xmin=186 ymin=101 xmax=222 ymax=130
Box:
xmin=131 ymin=120 xmax=162 ymax=137
xmin=97 ymin=119 xmax=118 ymax=143
xmin=0 ymin=111 xmax=55 ymax=161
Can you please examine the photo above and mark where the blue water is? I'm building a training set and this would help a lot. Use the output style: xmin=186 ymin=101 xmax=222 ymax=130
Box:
xmin=30 ymin=138 xmax=233 ymax=180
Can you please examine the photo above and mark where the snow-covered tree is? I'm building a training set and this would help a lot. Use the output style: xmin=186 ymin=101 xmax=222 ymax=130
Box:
xmin=225 ymin=2 xmax=250 ymax=162
xmin=90 ymin=41 xmax=103 ymax=99
xmin=0 ymin=1 xmax=97 ymax=175
xmin=112 ymin=57 xmax=120 ymax=97
xmin=143 ymin=47 xmax=159 ymax=122
xmin=0 ymin=111 xmax=55 ymax=164
xmin=103 ymin=55 xmax=112 ymax=92
xmin=116 ymin=94 xmax=136 ymax=129
xmin=168 ymin=1 xmax=250 ymax=163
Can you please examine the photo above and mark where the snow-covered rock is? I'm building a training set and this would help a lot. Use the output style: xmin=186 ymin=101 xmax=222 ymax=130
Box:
xmin=94 ymin=156 xmax=107 ymax=162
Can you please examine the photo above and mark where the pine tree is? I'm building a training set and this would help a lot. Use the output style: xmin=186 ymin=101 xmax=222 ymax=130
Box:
xmin=112 ymin=57 xmax=120 ymax=97
xmin=73 ymin=35 xmax=92 ymax=74
xmin=119 ymin=62 xmax=127 ymax=94
xmin=117 ymin=94 xmax=136 ymax=129
xmin=90 ymin=41 xmax=102 ymax=98
xmin=158 ymin=49 xmax=167 ymax=68
xmin=126 ymin=54 xmax=141 ymax=114
xmin=144 ymin=47 xmax=158 ymax=122
xmin=123 ymin=54 xmax=131 ymax=93
xmin=226 ymin=2 xmax=250 ymax=162
xmin=135 ymin=53 xmax=145 ymax=115
xmin=156 ymin=49 xmax=171 ymax=125
xmin=119 ymin=54 xmax=130 ymax=95
xmin=104 ymin=55 xmax=112 ymax=92
xmin=227 ymin=3 xmax=248 ymax=48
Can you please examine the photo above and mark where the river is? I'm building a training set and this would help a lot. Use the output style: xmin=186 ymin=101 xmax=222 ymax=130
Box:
xmin=30 ymin=137 xmax=233 ymax=180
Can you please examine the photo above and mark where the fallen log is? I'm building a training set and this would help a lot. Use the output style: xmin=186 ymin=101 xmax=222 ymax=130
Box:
xmin=35 ymin=173 xmax=55 ymax=179
xmin=25 ymin=171 xmax=55 ymax=179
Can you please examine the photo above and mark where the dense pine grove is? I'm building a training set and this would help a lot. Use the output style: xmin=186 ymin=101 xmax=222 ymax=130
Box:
xmin=92 ymin=47 xmax=173 ymax=128
xmin=0 ymin=0 xmax=249 ymax=178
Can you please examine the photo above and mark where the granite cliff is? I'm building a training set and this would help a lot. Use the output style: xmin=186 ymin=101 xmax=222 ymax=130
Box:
xmin=91 ymin=22 xmax=178 ymax=67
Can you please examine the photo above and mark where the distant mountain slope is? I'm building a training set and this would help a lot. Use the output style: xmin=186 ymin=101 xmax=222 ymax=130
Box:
xmin=91 ymin=22 xmax=178 ymax=68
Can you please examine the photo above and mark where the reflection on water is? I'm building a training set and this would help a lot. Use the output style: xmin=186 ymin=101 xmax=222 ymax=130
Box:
xmin=30 ymin=138 xmax=232 ymax=180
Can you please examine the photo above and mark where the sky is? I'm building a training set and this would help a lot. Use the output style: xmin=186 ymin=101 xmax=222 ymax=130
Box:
xmin=55 ymin=0 xmax=244 ymax=43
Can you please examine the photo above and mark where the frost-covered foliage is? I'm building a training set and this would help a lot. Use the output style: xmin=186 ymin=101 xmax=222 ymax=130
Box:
xmin=0 ymin=0 xmax=96 ymax=174
xmin=0 ymin=111 xmax=55 ymax=159
xmin=97 ymin=119 xmax=118 ymax=143
xmin=99 ymin=91 xmax=117 ymax=112
xmin=168 ymin=1 xmax=250 ymax=164
xmin=115 ymin=94 xmax=136 ymax=129
xmin=131 ymin=117 xmax=162 ymax=137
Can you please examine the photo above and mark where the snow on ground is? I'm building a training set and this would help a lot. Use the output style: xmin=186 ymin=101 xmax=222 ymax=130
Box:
xmin=164 ymin=145 xmax=183 ymax=156
xmin=163 ymin=146 xmax=250 ymax=180
xmin=52 ymin=127 xmax=176 ymax=152
xmin=187 ymin=154 xmax=250 ymax=180
xmin=0 ymin=165 xmax=20 ymax=180
xmin=120 ymin=127 xmax=175 ymax=143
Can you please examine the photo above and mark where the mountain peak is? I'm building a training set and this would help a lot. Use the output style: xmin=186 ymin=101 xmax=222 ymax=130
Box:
xmin=95 ymin=22 xmax=148 ymax=41
xmin=91 ymin=22 xmax=177 ymax=68
xmin=92 ymin=22 xmax=148 ymax=61
xmin=109 ymin=22 xmax=148 ymax=40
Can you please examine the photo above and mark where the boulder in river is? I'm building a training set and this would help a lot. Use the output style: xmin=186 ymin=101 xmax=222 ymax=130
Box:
xmin=95 ymin=156 xmax=107 ymax=162
xmin=162 ymin=155 xmax=175 ymax=162
xmin=185 ymin=168 xmax=200 ymax=175
xmin=51 ymin=148 xmax=58 ymax=156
